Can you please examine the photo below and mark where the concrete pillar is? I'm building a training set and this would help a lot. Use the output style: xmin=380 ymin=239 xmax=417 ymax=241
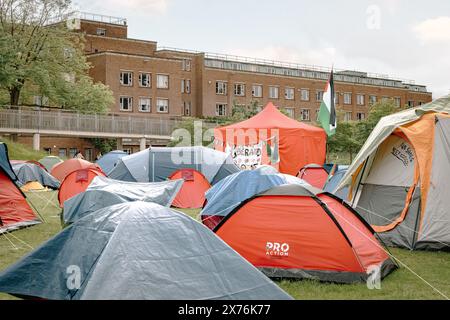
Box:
xmin=140 ymin=137 xmax=146 ymax=151
xmin=117 ymin=138 xmax=123 ymax=150
xmin=32 ymin=133 xmax=40 ymax=151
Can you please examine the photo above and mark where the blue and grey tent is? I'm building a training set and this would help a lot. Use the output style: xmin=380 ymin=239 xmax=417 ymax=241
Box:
xmin=38 ymin=156 xmax=63 ymax=172
xmin=109 ymin=146 xmax=239 ymax=184
xmin=0 ymin=201 xmax=292 ymax=300
xmin=12 ymin=162 xmax=60 ymax=189
xmin=63 ymin=176 xmax=183 ymax=225
xmin=323 ymin=168 xmax=349 ymax=201
xmin=96 ymin=150 xmax=127 ymax=174
xmin=200 ymin=165 xmax=310 ymax=229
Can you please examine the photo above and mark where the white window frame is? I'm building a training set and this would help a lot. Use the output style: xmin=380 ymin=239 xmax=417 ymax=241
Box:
xmin=138 ymin=97 xmax=151 ymax=113
xmin=344 ymin=111 xmax=352 ymax=122
xmin=357 ymin=112 xmax=365 ymax=121
xmin=215 ymin=103 xmax=227 ymax=116
xmin=344 ymin=93 xmax=352 ymax=105
xmin=300 ymin=108 xmax=310 ymax=121
xmin=182 ymin=59 xmax=191 ymax=71
xmin=252 ymin=84 xmax=263 ymax=98
xmin=300 ymin=88 xmax=309 ymax=101
xmin=215 ymin=81 xmax=227 ymax=95
xmin=138 ymin=72 xmax=151 ymax=88
xmin=269 ymin=86 xmax=279 ymax=99
xmin=316 ymin=90 xmax=324 ymax=102
xmin=356 ymin=94 xmax=365 ymax=106
xmin=285 ymin=87 xmax=295 ymax=100
xmin=119 ymin=96 xmax=133 ymax=111
xmin=156 ymin=74 xmax=169 ymax=89
xmin=185 ymin=79 xmax=191 ymax=93
xmin=156 ymin=98 xmax=169 ymax=113
xmin=234 ymin=83 xmax=246 ymax=96
xmin=284 ymin=107 xmax=295 ymax=118
xmin=394 ymin=97 xmax=401 ymax=107
xmin=120 ymin=71 xmax=133 ymax=86
xmin=96 ymin=28 xmax=106 ymax=36
xmin=183 ymin=101 xmax=191 ymax=116
xmin=369 ymin=95 xmax=377 ymax=105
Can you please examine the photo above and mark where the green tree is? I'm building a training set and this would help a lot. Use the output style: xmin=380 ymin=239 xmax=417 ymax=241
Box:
xmin=327 ymin=120 xmax=360 ymax=163
xmin=0 ymin=0 xmax=113 ymax=112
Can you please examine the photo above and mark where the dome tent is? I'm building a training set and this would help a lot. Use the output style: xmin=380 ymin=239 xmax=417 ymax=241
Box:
xmin=58 ymin=168 xmax=105 ymax=207
xmin=214 ymin=102 xmax=326 ymax=175
xmin=323 ymin=167 xmax=349 ymax=201
xmin=62 ymin=176 xmax=183 ymax=225
xmin=214 ymin=184 xmax=397 ymax=283
xmin=12 ymin=162 xmax=60 ymax=189
xmin=0 ymin=143 xmax=40 ymax=233
xmin=109 ymin=146 xmax=240 ymax=208
xmin=337 ymin=95 xmax=450 ymax=250
xmin=201 ymin=165 xmax=309 ymax=230
xmin=38 ymin=156 xmax=62 ymax=172
xmin=96 ymin=150 xmax=127 ymax=174
xmin=0 ymin=201 xmax=292 ymax=300
xmin=51 ymin=158 xmax=103 ymax=182
xmin=297 ymin=164 xmax=329 ymax=189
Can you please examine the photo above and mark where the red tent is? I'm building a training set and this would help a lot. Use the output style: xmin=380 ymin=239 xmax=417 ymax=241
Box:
xmin=214 ymin=102 xmax=326 ymax=175
xmin=169 ymin=169 xmax=210 ymax=208
xmin=51 ymin=158 xmax=103 ymax=182
xmin=297 ymin=164 xmax=329 ymax=189
xmin=58 ymin=168 xmax=106 ymax=207
xmin=214 ymin=184 xmax=397 ymax=283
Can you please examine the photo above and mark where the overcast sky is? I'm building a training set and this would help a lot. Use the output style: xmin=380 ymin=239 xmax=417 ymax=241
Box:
xmin=74 ymin=0 xmax=450 ymax=98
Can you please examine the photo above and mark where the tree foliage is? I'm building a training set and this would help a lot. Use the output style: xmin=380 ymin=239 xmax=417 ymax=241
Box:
xmin=0 ymin=0 xmax=113 ymax=112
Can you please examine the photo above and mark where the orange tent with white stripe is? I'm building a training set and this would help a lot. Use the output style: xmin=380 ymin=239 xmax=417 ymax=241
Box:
xmin=336 ymin=95 xmax=450 ymax=250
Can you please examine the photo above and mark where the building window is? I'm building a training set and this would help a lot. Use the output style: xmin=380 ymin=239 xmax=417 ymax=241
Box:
xmin=119 ymin=96 xmax=133 ymax=111
xmin=183 ymin=101 xmax=191 ymax=116
xmin=58 ymin=148 xmax=67 ymax=158
xmin=69 ymin=148 xmax=77 ymax=158
xmin=139 ymin=73 xmax=151 ymax=87
xmin=394 ymin=97 xmax=401 ymax=107
xmin=408 ymin=100 xmax=414 ymax=108
xmin=216 ymin=103 xmax=227 ymax=116
xmin=216 ymin=81 xmax=227 ymax=95
xmin=344 ymin=111 xmax=352 ymax=122
xmin=381 ymin=96 xmax=389 ymax=103
xmin=418 ymin=101 xmax=424 ymax=106
xmin=285 ymin=87 xmax=294 ymax=100
xmin=182 ymin=59 xmax=191 ymax=71
xmin=300 ymin=109 xmax=310 ymax=121
xmin=120 ymin=71 xmax=133 ymax=86
xmin=139 ymin=98 xmax=151 ymax=112
xmin=181 ymin=79 xmax=191 ymax=93
xmin=234 ymin=83 xmax=245 ymax=96
xmin=284 ymin=107 xmax=295 ymax=118
xmin=344 ymin=93 xmax=352 ymax=105
xmin=252 ymin=84 xmax=263 ymax=97
xmin=44 ymin=147 xmax=51 ymax=155
xmin=33 ymin=95 xmax=49 ymax=107
xmin=300 ymin=89 xmax=309 ymax=101
xmin=269 ymin=86 xmax=279 ymax=99
xmin=156 ymin=74 xmax=169 ymax=89
xmin=357 ymin=112 xmax=365 ymax=121
xmin=334 ymin=92 xmax=339 ymax=105
xmin=316 ymin=90 xmax=324 ymax=101
xmin=96 ymin=28 xmax=106 ymax=36
xmin=369 ymin=95 xmax=377 ymax=105
xmin=156 ymin=98 xmax=169 ymax=113
xmin=356 ymin=94 xmax=365 ymax=106
xmin=185 ymin=79 xmax=191 ymax=93
xmin=85 ymin=148 xmax=93 ymax=162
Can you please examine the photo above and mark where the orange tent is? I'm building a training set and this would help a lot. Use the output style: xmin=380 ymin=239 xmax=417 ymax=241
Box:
xmin=58 ymin=168 xmax=106 ymax=207
xmin=51 ymin=159 xmax=103 ymax=182
xmin=214 ymin=102 xmax=326 ymax=175
xmin=214 ymin=184 xmax=397 ymax=283
xmin=169 ymin=169 xmax=210 ymax=208
xmin=297 ymin=164 xmax=329 ymax=189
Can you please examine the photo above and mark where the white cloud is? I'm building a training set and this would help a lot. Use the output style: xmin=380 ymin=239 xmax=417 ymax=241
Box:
xmin=413 ymin=16 xmax=450 ymax=43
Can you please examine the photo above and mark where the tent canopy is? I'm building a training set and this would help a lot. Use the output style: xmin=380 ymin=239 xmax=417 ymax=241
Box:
xmin=109 ymin=146 xmax=239 ymax=185
xmin=58 ymin=168 xmax=105 ymax=206
xmin=63 ymin=176 xmax=183 ymax=225
xmin=297 ymin=164 xmax=329 ymax=189
xmin=201 ymin=165 xmax=310 ymax=229
xmin=0 ymin=201 xmax=292 ymax=300
xmin=51 ymin=158 xmax=103 ymax=182
xmin=0 ymin=143 xmax=18 ymax=182
xmin=214 ymin=102 xmax=326 ymax=175
xmin=38 ymin=156 xmax=63 ymax=172
xmin=12 ymin=162 xmax=60 ymax=189
xmin=96 ymin=150 xmax=127 ymax=174
xmin=323 ymin=168 xmax=349 ymax=200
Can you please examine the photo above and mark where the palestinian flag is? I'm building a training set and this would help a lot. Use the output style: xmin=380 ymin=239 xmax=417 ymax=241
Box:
xmin=318 ymin=70 xmax=337 ymax=136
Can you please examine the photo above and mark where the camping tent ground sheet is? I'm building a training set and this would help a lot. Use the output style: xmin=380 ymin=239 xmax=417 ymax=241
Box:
xmin=0 ymin=192 xmax=449 ymax=300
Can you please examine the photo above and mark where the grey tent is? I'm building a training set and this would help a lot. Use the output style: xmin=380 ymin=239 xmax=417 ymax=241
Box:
xmin=109 ymin=146 xmax=239 ymax=185
xmin=96 ymin=150 xmax=127 ymax=174
xmin=0 ymin=201 xmax=292 ymax=300
xmin=62 ymin=176 xmax=183 ymax=225
xmin=38 ymin=156 xmax=63 ymax=172
xmin=323 ymin=167 xmax=349 ymax=201
xmin=336 ymin=95 xmax=450 ymax=250
xmin=12 ymin=162 xmax=60 ymax=189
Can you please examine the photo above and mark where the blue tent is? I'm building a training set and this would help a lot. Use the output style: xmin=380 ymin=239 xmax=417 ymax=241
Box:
xmin=200 ymin=166 xmax=309 ymax=229
xmin=63 ymin=176 xmax=183 ymax=225
xmin=323 ymin=168 xmax=349 ymax=200
xmin=0 ymin=201 xmax=292 ymax=300
xmin=12 ymin=163 xmax=60 ymax=189
xmin=0 ymin=143 xmax=18 ymax=182
xmin=96 ymin=150 xmax=127 ymax=174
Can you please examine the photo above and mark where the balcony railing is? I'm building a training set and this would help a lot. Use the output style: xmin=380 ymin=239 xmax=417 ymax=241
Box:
xmin=0 ymin=108 xmax=179 ymax=138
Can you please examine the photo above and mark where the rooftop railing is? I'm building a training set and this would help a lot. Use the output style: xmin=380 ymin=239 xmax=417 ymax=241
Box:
xmin=76 ymin=12 xmax=127 ymax=26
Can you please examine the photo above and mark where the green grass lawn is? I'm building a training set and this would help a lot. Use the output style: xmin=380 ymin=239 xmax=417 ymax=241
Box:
xmin=0 ymin=137 xmax=48 ymax=161
xmin=1 ymin=191 xmax=449 ymax=300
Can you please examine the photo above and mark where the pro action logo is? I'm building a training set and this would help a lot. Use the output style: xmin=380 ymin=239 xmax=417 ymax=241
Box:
xmin=266 ymin=242 xmax=290 ymax=257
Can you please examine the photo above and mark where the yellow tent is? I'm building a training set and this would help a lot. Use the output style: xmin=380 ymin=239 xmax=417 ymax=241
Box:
xmin=21 ymin=181 xmax=48 ymax=192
